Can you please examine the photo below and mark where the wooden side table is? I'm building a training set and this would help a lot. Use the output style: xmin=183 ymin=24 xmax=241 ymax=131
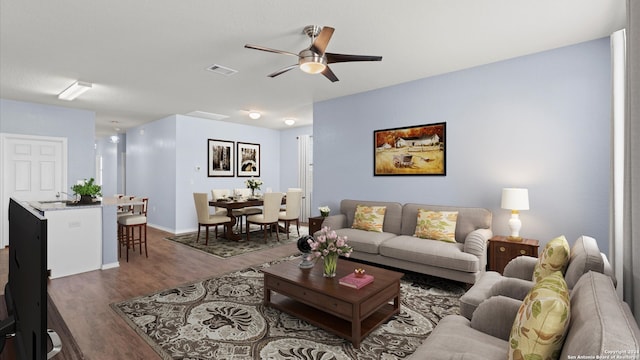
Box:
xmin=308 ymin=216 xmax=325 ymax=235
xmin=488 ymin=236 xmax=539 ymax=274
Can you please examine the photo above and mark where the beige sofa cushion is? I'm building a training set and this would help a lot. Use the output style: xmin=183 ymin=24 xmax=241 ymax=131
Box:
xmin=333 ymin=228 xmax=396 ymax=254
xmin=408 ymin=315 xmax=508 ymax=359
xmin=564 ymin=235 xmax=604 ymax=288
xmin=351 ymin=205 xmax=386 ymax=232
xmin=339 ymin=199 xmax=403 ymax=234
xmin=561 ymin=271 xmax=640 ymax=358
xmin=509 ymin=271 xmax=570 ymax=360
xmin=532 ymin=235 xmax=570 ymax=283
xmin=380 ymin=235 xmax=480 ymax=272
xmin=414 ymin=210 xmax=458 ymax=243
xmin=401 ymin=203 xmax=492 ymax=241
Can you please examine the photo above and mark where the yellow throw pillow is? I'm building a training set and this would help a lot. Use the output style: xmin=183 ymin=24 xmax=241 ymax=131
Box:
xmin=414 ymin=210 xmax=458 ymax=243
xmin=351 ymin=205 xmax=386 ymax=232
xmin=532 ymin=236 xmax=571 ymax=283
xmin=509 ymin=271 xmax=570 ymax=360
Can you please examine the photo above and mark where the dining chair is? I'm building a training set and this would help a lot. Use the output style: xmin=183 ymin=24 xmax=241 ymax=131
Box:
xmin=193 ymin=192 xmax=231 ymax=245
xmin=278 ymin=189 xmax=302 ymax=238
xmin=280 ymin=187 xmax=302 ymax=212
xmin=117 ymin=195 xmax=136 ymax=217
xmin=246 ymin=192 xmax=283 ymax=243
xmin=117 ymin=197 xmax=149 ymax=262
xmin=233 ymin=188 xmax=262 ymax=232
xmin=211 ymin=189 xmax=233 ymax=216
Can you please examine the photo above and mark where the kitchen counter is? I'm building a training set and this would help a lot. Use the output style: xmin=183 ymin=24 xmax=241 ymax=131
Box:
xmin=29 ymin=200 xmax=102 ymax=212
xmin=26 ymin=198 xmax=123 ymax=279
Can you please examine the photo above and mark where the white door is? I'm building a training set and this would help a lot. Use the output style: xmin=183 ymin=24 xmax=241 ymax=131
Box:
xmin=0 ymin=133 xmax=68 ymax=247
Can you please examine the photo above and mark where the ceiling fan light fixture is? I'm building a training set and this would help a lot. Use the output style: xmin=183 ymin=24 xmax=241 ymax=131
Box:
xmin=299 ymin=51 xmax=326 ymax=74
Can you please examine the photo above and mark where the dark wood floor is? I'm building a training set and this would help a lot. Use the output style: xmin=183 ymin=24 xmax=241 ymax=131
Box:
xmin=0 ymin=226 xmax=299 ymax=359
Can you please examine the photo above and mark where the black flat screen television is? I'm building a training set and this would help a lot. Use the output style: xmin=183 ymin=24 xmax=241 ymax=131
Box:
xmin=1 ymin=198 xmax=60 ymax=359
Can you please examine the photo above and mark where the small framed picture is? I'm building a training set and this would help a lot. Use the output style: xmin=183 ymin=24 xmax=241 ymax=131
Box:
xmin=237 ymin=142 xmax=260 ymax=177
xmin=208 ymin=139 xmax=234 ymax=177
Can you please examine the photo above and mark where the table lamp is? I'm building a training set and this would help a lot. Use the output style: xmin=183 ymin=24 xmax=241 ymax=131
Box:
xmin=501 ymin=188 xmax=529 ymax=241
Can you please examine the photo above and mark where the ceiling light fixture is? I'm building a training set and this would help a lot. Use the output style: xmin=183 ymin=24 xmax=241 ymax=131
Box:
xmin=110 ymin=135 xmax=120 ymax=144
xmin=298 ymin=50 xmax=327 ymax=74
xmin=248 ymin=111 xmax=261 ymax=120
xmin=58 ymin=81 xmax=92 ymax=101
xmin=284 ymin=118 xmax=296 ymax=126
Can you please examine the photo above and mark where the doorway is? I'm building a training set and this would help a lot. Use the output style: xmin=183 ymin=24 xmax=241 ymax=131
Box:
xmin=0 ymin=133 xmax=68 ymax=247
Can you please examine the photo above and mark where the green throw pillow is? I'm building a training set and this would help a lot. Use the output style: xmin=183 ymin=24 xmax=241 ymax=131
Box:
xmin=351 ymin=205 xmax=386 ymax=232
xmin=509 ymin=271 xmax=570 ymax=360
xmin=532 ymin=235 xmax=570 ymax=283
xmin=414 ymin=210 xmax=458 ymax=243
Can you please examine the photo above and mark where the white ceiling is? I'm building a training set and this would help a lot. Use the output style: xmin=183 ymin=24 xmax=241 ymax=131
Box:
xmin=0 ymin=0 xmax=626 ymax=138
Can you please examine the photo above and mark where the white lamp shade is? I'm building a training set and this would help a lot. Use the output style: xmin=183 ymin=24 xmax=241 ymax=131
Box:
xmin=501 ymin=188 xmax=529 ymax=210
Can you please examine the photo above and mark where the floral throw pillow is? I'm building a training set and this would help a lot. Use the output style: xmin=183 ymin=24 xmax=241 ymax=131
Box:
xmin=351 ymin=205 xmax=386 ymax=232
xmin=509 ymin=271 xmax=570 ymax=360
xmin=532 ymin=235 xmax=571 ymax=283
xmin=414 ymin=210 xmax=458 ymax=243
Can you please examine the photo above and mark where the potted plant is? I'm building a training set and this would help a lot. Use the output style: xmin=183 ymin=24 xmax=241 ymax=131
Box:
xmin=71 ymin=178 xmax=102 ymax=204
xmin=244 ymin=177 xmax=263 ymax=197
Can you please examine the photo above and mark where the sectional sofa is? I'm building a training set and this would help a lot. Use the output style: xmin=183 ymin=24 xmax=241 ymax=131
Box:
xmin=408 ymin=271 xmax=640 ymax=359
xmin=459 ymin=234 xmax=615 ymax=319
xmin=320 ymin=199 xmax=493 ymax=284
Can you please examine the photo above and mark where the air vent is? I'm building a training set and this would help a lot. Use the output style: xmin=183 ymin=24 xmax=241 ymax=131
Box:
xmin=206 ymin=64 xmax=238 ymax=76
xmin=186 ymin=111 xmax=229 ymax=121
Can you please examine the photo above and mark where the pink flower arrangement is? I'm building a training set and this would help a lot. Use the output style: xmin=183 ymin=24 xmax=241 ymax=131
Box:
xmin=307 ymin=226 xmax=353 ymax=259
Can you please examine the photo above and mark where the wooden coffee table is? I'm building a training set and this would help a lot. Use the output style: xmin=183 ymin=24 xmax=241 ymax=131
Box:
xmin=263 ymin=258 xmax=403 ymax=348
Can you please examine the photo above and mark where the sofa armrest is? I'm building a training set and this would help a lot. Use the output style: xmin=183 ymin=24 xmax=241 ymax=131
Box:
xmin=503 ymin=256 xmax=538 ymax=280
xmin=470 ymin=295 xmax=521 ymax=341
xmin=463 ymin=228 xmax=492 ymax=258
xmin=318 ymin=214 xmax=347 ymax=232
xmin=601 ymin=252 xmax=618 ymax=287
xmin=489 ymin=277 xmax=533 ymax=301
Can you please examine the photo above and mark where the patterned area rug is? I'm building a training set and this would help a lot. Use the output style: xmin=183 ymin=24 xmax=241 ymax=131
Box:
xmin=111 ymin=257 xmax=465 ymax=359
xmin=164 ymin=225 xmax=308 ymax=258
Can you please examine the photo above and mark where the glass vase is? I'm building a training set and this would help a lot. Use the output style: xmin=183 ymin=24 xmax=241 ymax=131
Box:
xmin=323 ymin=252 xmax=338 ymax=278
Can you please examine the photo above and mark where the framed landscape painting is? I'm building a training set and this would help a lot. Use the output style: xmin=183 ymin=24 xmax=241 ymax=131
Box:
xmin=208 ymin=139 xmax=234 ymax=177
xmin=237 ymin=142 xmax=260 ymax=177
xmin=374 ymin=122 xmax=446 ymax=176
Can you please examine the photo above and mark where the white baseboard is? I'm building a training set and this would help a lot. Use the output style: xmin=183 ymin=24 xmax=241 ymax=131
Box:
xmin=147 ymin=223 xmax=175 ymax=234
xmin=102 ymin=262 xmax=120 ymax=270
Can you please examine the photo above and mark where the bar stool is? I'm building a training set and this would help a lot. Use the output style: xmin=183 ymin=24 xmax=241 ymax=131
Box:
xmin=118 ymin=197 xmax=148 ymax=261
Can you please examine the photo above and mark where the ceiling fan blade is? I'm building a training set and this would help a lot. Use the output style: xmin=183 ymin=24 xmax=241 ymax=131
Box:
xmin=244 ymin=44 xmax=299 ymax=57
xmin=310 ymin=26 xmax=334 ymax=55
xmin=321 ymin=66 xmax=339 ymax=82
xmin=326 ymin=52 xmax=383 ymax=64
xmin=268 ymin=64 xmax=298 ymax=78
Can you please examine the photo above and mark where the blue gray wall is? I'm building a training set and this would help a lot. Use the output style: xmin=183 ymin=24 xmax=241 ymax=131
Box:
xmin=313 ymin=38 xmax=612 ymax=253
xmin=0 ymin=98 xmax=96 ymax=187
xmin=125 ymin=114 xmax=282 ymax=233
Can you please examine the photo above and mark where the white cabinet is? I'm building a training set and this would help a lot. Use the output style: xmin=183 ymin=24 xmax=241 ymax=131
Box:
xmin=44 ymin=207 xmax=102 ymax=279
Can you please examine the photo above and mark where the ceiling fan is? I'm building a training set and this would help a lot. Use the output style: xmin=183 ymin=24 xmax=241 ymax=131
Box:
xmin=244 ymin=25 xmax=382 ymax=82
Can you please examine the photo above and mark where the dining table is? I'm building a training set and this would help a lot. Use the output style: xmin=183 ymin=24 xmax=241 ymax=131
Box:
xmin=209 ymin=197 xmax=284 ymax=241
